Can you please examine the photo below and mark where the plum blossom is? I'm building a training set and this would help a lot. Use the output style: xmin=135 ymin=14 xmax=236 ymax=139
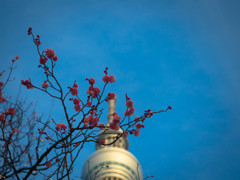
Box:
xmin=8 ymin=107 xmax=15 ymax=116
xmin=45 ymin=48 xmax=55 ymax=59
xmin=39 ymin=56 xmax=47 ymax=64
xmin=74 ymin=104 xmax=81 ymax=112
xmin=0 ymin=95 xmax=7 ymax=103
xmin=73 ymin=83 xmax=78 ymax=88
xmin=53 ymin=56 xmax=58 ymax=62
xmin=109 ymin=121 xmax=120 ymax=131
xmin=126 ymin=100 xmax=133 ymax=108
xmin=46 ymin=161 xmax=52 ymax=168
xmin=87 ymin=86 xmax=100 ymax=98
xmin=125 ymin=107 xmax=135 ymax=116
xmin=71 ymin=88 xmax=78 ymax=96
xmin=123 ymin=131 xmax=129 ymax=138
xmin=102 ymin=75 xmax=110 ymax=83
xmin=144 ymin=109 xmax=153 ymax=118
xmin=108 ymin=92 xmax=116 ymax=100
xmin=135 ymin=123 xmax=144 ymax=129
xmin=41 ymin=81 xmax=49 ymax=89
xmin=73 ymin=98 xmax=80 ymax=105
xmin=113 ymin=113 xmax=121 ymax=122
xmin=133 ymin=129 xmax=140 ymax=136
xmin=99 ymin=139 xmax=105 ymax=145
xmin=0 ymin=81 xmax=4 ymax=88
xmin=89 ymin=117 xmax=99 ymax=127
xmin=88 ymin=78 xmax=95 ymax=85
xmin=98 ymin=123 xmax=105 ymax=129
xmin=87 ymin=100 xmax=91 ymax=106
xmin=0 ymin=114 xmax=6 ymax=124
xmin=109 ymin=75 xmax=116 ymax=83
xmin=21 ymin=80 xmax=34 ymax=89
xmin=83 ymin=117 xmax=89 ymax=123
xmin=56 ymin=123 xmax=67 ymax=131
xmin=27 ymin=27 xmax=32 ymax=35
xmin=134 ymin=116 xmax=140 ymax=122
xmin=73 ymin=142 xmax=80 ymax=147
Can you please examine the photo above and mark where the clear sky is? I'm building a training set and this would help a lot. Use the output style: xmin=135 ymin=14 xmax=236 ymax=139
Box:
xmin=1 ymin=0 xmax=240 ymax=179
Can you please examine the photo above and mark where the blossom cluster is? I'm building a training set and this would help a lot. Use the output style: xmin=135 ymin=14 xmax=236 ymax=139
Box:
xmin=102 ymin=67 xmax=116 ymax=83
xmin=82 ymin=110 xmax=104 ymax=128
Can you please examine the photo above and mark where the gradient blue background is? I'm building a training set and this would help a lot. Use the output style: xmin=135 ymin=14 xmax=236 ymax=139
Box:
xmin=1 ymin=0 xmax=240 ymax=179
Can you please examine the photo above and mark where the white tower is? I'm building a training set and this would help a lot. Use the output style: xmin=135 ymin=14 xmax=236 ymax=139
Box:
xmin=81 ymin=98 xmax=143 ymax=180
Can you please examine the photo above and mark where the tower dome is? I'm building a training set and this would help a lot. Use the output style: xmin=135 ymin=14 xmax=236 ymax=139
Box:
xmin=81 ymin=98 xmax=143 ymax=180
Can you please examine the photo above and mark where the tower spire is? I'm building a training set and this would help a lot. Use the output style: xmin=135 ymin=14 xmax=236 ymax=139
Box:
xmin=107 ymin=97 xmax=116 ymax=125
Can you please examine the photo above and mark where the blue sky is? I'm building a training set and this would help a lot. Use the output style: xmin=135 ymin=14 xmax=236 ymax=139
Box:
xmin=1 ymin=0 xmax=240 ymax=179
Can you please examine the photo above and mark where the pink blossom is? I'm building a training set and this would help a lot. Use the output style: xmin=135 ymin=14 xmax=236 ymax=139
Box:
xmin=41 ymin=81 xmax=49 ymax=89
xmin=126 ymin=100 xmax=133 ymax=108
xmin=74 ymin=104 xmax=81 ymax=112
xmin=45 ymin=48 xmax=55 ymax=59
xmin=34 ymin=38 xmax=41 ymax=45
xmin=89 ymin=117 xmax=98 ymax=127
xmin=46 ymin=161 xmax=52 ymax=168
xmin=133 ymin=129 xmax=140 ymax=136
xmin=94 ymin=117 xmax=99 ymax=122
xmin=73 ymin=83 xmax=78 ymax=88
xmin=108 ymin=92 xmax=116 ymax=100
xmin=83 ymin=117 xmax=89 ymax=123
xmin=28 ymin=27 xmax=32 ymax=35
xmin=56 ymin=123 xmax=67 ymax=131
xmin=8 ymin=107 xmax=15 ymax=116
xmin=13 ymin=128 xmax=20 ymax=133
xmin=87 ymin=85 xmax=94 ymax=94
xmin=135 ymin=123 xmax=143 ymax=129
xmin=134 ymin=116 xmax=140 ymax=122
xmin=125 ymin=110 xmax=130 ymax=116
xmin=88 ymin=78 xmax=95 ymax=85
xmin=73 ymin=142 xmax=80 ymax=147
xmin=87 ymin=86 xmax=100 ymax=98
xmin=83 ymin=123 xmax=88 ymax=128
xmin=94 ymin=87 xmax=100 ymax=95
xmin=0 ymin=96 xmax=7 ymax=104
xmin=39 ymin=56 xmax=47 ymax=64
xmin=0 ymin=81 xmax=4 ymax=87
xmin=123 ymin=131 xmax=129 ymax=138
xmin=125 ymin=107 xmax=134 ymax=116
xmin=99 ymin=139 xmax=105 ymax=145
xmin=73 ymin=98 xmax=80 ymax=105
xmin=109 ymin=121 xmax=120 ymax=131
xmin=109 ymin=75 xmax=116 ymax=83
xmin=102 ymin=75 xmax=110 ymax=83
xmin=15 ymin=56 xmax=19 ymax=60
xmin=87 ymin=100 xmax=91 ymax=106
xmin=113 ymin=113 xmax=121 ymax=122
xmin=39 ymin=131 xmax=46 ymax=135
xmin=129 ymin=107 xmax=135 ymax=115
xmin=168 ymin=106 xmax=172 ymax=110
xmin=0 ymin=114 xmax=5 ymax=124
xmin=145 ymin=109 xmax=153 ymax=118
xmin=71 ymin=88 xmax=78 ymax=96
xmin=98 ymin=123 xmax=105 ymax=129
xmin=21 ymin=80 xmax=34 ymax=89
xmin=53 ymin=56 xmax=58 ymax=62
